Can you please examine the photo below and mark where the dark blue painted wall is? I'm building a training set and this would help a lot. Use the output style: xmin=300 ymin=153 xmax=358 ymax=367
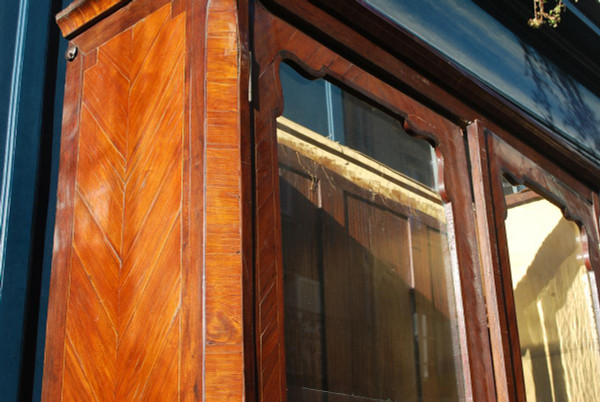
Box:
xmin=365 ymin=0 xmax=600 ymax=165
xmin=0 ymin=0 xmax=68 ymax=400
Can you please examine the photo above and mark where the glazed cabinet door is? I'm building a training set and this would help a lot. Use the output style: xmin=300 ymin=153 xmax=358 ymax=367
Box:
xmin=252 ymin=3 xmax=496 ymax=401
xmin=469 ymin=121 xmax=600 ymax=402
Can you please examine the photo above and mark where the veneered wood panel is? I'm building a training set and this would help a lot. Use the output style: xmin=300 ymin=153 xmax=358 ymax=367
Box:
xmin=204 ymin=0 xmax=246 ymax=400
xmin=57 ymin=0 xmax=130 ymax=38
xmin=43 ymin=2 xmax=208 ymax=400
xmin=42 ymin=51 xmax=83 ymax=402
xmin=180 ymin=0 xmax=207 ymax=399
xmin=49 ymin=0 xmax=248 ymax=399
xmin=77 ymin=5 xmax=184 ymax=399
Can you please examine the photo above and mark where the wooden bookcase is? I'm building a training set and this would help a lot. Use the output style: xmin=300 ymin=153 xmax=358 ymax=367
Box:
xmin=43 ymin=0 xmax=600 ymax=401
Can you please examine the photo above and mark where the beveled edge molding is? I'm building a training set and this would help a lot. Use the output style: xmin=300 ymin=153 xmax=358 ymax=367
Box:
xmin=56 ymin=0 xmax=131 ymax=38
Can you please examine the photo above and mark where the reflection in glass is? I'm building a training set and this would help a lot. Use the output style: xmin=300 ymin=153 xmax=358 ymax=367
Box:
xmin=278 ymin=62 xmax=463 ymax=402
xmin=503 ymin=179 xmax=600 ymax=402
xmin=280 ymin=63 xmax=437 ymax=190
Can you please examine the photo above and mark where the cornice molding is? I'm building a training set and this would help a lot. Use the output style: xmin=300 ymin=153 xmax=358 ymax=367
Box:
xmin=56 ymin=0 xmax=130 ymax=38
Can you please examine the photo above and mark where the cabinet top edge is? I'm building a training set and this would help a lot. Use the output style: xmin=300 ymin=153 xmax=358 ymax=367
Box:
xmin=56 ymin=0 xmax=130 ymax=38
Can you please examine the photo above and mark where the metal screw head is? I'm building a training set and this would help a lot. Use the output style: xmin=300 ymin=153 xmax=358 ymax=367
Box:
xmin=65 ymin=46 xmax=78 ymax=62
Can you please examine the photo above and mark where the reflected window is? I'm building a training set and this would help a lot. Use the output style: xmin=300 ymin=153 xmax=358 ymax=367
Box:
xmin=278 ymin=62 xmax=463 ymax=402
xmin=280 ymin=63 xmax=437 ymax=190
xmin=504 ymin=178 xmax=600 ymax=402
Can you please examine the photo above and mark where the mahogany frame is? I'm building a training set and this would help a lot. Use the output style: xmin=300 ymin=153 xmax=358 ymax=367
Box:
xmin=252 ymin=2 xmax=496 ymax=401
xmin=468 ymin=120 xmax=600 ymax=402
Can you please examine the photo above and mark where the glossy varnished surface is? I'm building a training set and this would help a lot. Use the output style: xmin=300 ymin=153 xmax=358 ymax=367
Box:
xmin=204 ymin=0 xmax=246 ymax=400
xmin=57 ymin=0 xmax=130 ymax=38
xmin=46 ymin=0 xmax=248 ymax=398
xmin=46 ymin=0 xmax=600 ymax=400
xmin=49 ymin=4 xmax=186 ymax=399
xmin=252 ymin=2 xmax=496 ymax=400
xmin=468 ymin=120 xmax=600 ymax=402
xmin=264 ymin=0 xmax=600 ymax=191
xmin=43 ymin=45 xmax=83 ymax=402
xmin=44 ymin=0 xmax=216 ymax=399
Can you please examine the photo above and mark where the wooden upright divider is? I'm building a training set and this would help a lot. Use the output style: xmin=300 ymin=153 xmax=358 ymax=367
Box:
xmin=204 ymin=0 xmax=247 ymax=400
xmin=43 ymin=0 xmax=248 ymax=399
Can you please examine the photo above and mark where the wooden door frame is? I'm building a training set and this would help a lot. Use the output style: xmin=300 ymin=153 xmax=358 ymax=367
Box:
xmin=468 ymin=120 xmax=600 ymax=402
xmin=251 ymin=2 xmax=496 ymax=400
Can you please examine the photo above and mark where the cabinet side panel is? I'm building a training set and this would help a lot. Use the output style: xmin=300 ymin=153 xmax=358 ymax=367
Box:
xmin=44 ymin=2 xmax=196 ymax=399
xmin=42 ymin=48 xmax=83 ymax=402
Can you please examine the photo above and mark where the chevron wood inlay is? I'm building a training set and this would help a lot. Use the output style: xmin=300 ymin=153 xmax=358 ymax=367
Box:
xmin=59 ymin=4 xmax=186 ymax=400
xmin=47 ymin=0 xmax=247 ymax=399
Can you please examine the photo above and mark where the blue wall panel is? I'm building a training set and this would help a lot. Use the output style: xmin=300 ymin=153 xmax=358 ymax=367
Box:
xmin=0 ymin=0 xmax=67 ymax=400
xmin=365 ymin=0 xmax=600 ymax=164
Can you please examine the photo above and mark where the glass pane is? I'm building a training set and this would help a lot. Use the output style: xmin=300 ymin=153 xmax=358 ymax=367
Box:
xmin=280 ymin=63 xmax=437 ymax=190
xmin=278 ymin=62 xmax=463 ymax=402
xmin=503 ymin=178 xmax=600 ymax=402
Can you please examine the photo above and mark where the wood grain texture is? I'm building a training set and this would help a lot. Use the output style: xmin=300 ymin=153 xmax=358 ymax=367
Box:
xmin=468 ymin=120 xmax=600 ymax=402
xmin=181 ymin=0 xmax=207 ymax=400
xmin=204 ymin=0 xmax=246 ymax=400
xmin=57 ymin=0 xmax=130 ymax=38
xmin=42 ymin=50 xmax=83 ymax=402
xmin=49 ymin=0 xmax=249 ymax=399
xmin=43 ymin=2 xmax=208 ymax=400
xmin=253 ymin=3 xmax=496 ymax=401
xmin=70 ymin=0 xmax=172 ymax=54
xmin=467 ymin=121 xmax=519 ymax=402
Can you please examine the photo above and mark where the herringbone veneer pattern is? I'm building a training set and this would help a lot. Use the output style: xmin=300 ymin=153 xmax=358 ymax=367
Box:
xmin=63 ymin=4 xmax=185 ymax=400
